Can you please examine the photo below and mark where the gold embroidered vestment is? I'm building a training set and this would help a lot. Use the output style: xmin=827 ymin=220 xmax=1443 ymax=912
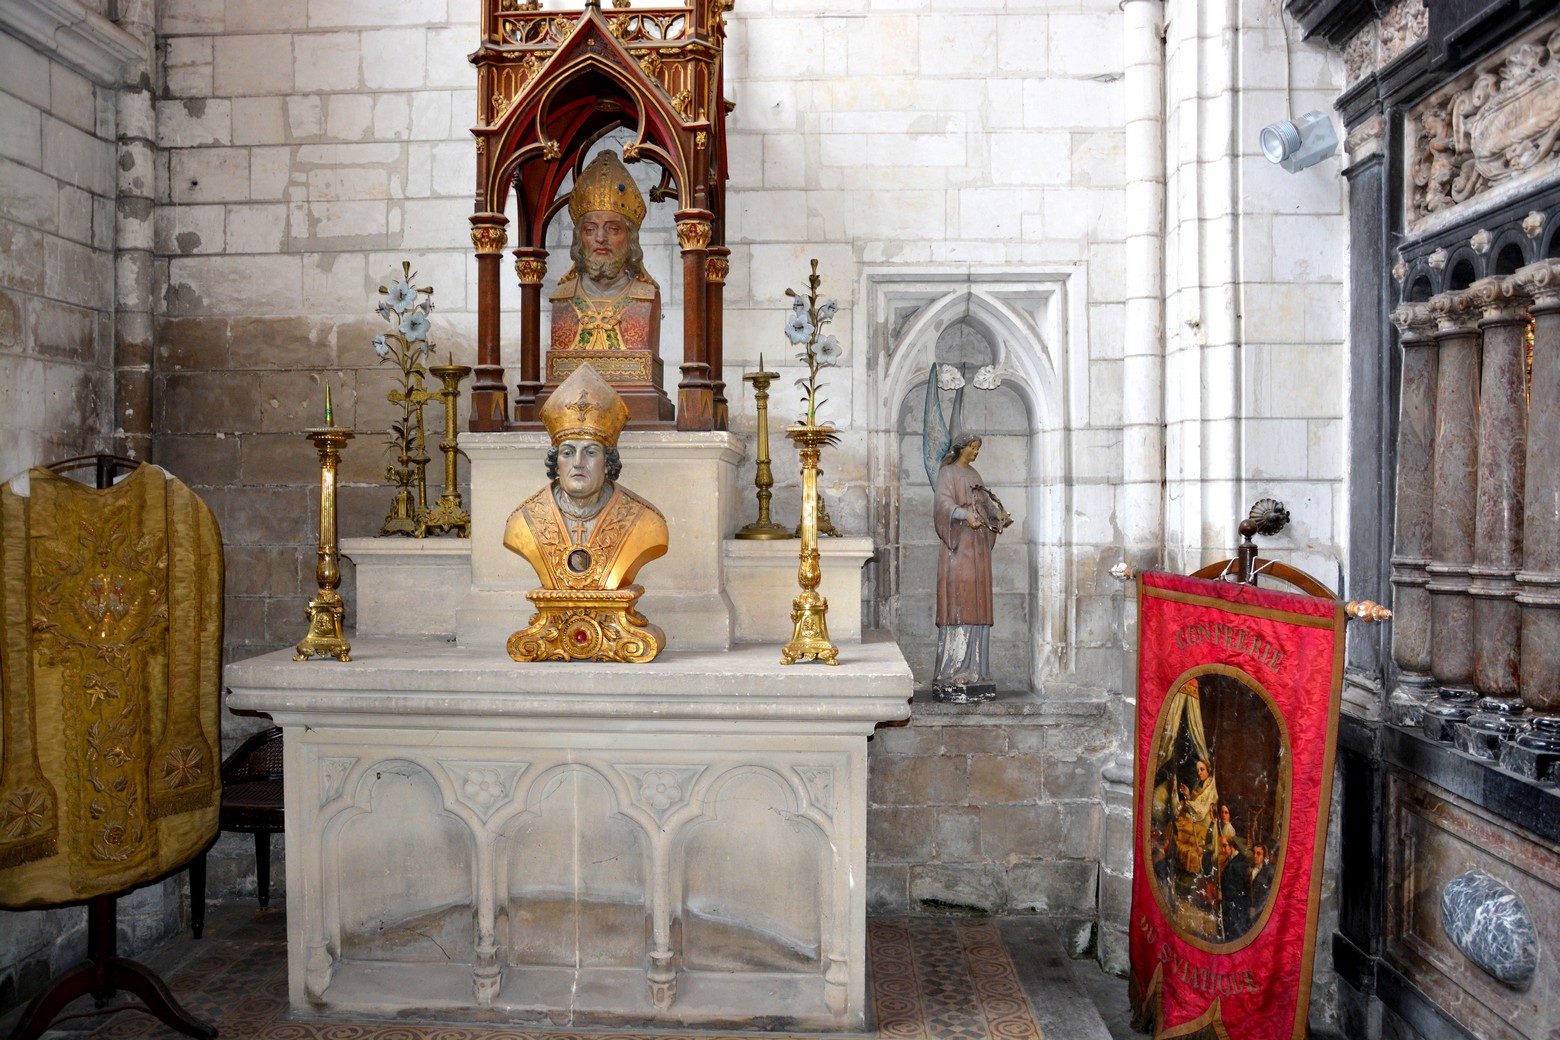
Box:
xmin=0 ymin=466 xmax=223 ymax=907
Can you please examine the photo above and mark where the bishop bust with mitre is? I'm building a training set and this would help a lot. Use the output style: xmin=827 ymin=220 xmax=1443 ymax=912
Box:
xmin=549 ymin=150 xmax=660 ymax=355
xmin=504 ymin=363 xmax=669 ymax=663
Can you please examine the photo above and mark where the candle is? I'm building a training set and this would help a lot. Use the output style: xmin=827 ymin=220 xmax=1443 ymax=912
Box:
xmin=324 ymin=382 xmax=334 ymax=426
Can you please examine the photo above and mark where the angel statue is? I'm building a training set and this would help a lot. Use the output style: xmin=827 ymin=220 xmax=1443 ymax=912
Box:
xmin=931 ymin=431 xmax=1013 ymax=702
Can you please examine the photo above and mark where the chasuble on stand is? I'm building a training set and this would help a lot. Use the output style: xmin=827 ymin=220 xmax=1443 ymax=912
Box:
xmin=0 ymin=464 xmax=224 ymax=908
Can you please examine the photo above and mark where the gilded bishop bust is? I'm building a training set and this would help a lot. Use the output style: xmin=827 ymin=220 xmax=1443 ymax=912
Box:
xmin=504 ymin=363 xmax=669 ymax=662
xmin=550 ymin=150 xmax=661 ymax=356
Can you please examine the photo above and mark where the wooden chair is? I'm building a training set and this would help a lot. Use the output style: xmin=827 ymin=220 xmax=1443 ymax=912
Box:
xmin=190 ymin=727 xmax=284 ymax=938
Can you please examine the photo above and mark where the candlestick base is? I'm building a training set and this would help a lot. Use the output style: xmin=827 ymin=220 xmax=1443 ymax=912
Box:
xmin=295 ymin=590 xmax=351 ymax=662
xmin=418 ymin=493 xmax=471 ymax=538
xmin=780 ymin=590 xmax=839 ymax=666
xmin=735 ymin=519 xmax=793 ymax=540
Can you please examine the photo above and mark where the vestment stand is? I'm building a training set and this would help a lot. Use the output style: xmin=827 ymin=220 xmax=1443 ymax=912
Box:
xmin=9 ymin=894 xmax=216 ymax=1040
xmin=6 ymin=455 xmax=217 ymax=1040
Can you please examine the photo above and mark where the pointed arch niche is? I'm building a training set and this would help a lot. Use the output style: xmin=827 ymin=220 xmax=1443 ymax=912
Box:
xmin=859 ymin=268 xmax=1086 ymax=693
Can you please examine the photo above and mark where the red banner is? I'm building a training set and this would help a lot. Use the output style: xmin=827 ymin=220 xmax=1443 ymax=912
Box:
xmin=1129 ymin=570 xmax=1344 ymax=1040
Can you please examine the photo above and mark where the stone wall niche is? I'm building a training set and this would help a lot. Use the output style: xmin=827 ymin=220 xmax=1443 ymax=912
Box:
xmin=861 ymin=268 xmax=1081 ymax=694
xmin=502 ymin=765 xmax=647 ymax=969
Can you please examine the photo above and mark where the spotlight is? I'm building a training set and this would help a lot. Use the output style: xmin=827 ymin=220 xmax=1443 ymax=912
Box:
xmin=1259 ymin=111 xmax=1338 ymax=173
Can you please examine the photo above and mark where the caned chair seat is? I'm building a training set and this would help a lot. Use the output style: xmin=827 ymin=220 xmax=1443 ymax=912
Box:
xmin=190 ymin=727 xmax=284 ymax=937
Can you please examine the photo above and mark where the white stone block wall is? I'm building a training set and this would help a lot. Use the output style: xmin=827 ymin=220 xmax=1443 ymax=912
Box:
xmin=0 ymin=29 xmax=119 ymax=480
xmin=721 ymin=1 xmax=1132 ymax=696
xmin=1159 ymin=0 xmax=1348 ymax=584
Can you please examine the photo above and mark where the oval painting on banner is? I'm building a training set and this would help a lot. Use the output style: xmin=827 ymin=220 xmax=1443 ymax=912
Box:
xmin=1142 ymin=666 xmax=1292 ymax=951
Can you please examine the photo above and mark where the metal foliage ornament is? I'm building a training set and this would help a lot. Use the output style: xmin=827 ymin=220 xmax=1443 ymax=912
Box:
xmin=783 ymin=259 xmax=844 ymax=429
xmin=373 ymin=262 xmax=436 ymax=536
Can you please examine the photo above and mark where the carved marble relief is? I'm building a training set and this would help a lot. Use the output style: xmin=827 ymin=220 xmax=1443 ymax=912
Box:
xmin=1409 ymin=23 xmax=1560 ymax=227
xmin=1343 ymin=0 xmax=1428 ymax=87
xmin=1440 ymin=869 xmax=1539 ymax=987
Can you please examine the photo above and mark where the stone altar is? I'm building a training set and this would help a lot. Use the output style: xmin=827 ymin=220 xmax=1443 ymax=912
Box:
xmin=225 ymin=641 xmax=910 ymax=1030
xmin=230 ymin=431 xmax=910 ymax=1030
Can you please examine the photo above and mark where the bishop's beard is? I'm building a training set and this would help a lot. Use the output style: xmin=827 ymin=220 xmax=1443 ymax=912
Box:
xmin=582 ymin=252 xmax=628 ymax=283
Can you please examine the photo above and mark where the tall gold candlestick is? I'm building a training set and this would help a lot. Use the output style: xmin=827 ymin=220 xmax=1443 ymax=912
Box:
xmin=419 ymin=359 xmax=473 ymax=537
xmin=295 ymin=421 xmax=354 ymax=662
xmin=736 ymin=356 xmax=793 ymax=539
xmin=780 ymin=423 xmax=839 ymax=665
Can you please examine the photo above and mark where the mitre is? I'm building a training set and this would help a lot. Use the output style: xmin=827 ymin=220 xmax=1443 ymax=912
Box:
xmin=541 ymin=363 xmax=630 ymax=447
xmin=568 ymin=150 xmax=647 ymax=228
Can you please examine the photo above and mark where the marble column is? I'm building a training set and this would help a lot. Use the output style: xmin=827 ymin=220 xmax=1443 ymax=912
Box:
xmin=675 ymin=212 xmax=714 ymax=431
xmin=512 ymin=247 xmax=548 ymax=423
xmin=469 ymin=216 xmax=510 ymax=430
xmin=705 ymin=248 xmax=730 ymax=430
xmin=1389 ymin=302 xmax=1438 ymax=700
xmin=1426 ymin=290 xmax=1481 ymax=691
xmin=1516 ymin=259 xmax=1560 ymax=711
xmin=1468 ymin=276 xmax=1532 ymax=699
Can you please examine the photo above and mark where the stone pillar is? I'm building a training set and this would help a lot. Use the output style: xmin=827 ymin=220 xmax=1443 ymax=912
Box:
xmin=116 ymin=83 xmax=155 ymax=462
xmin=1468 ymin=276 xmax=1531 ymax=699
xmin=1119 ymin=0 xmax=1166 ymax=572
xmin=512 ymin=247 xmax=548 ymax=423
xmin=1426 ymin=290 xmax=1480 ymax=691
xmin=469 ymin=215 xmax=509 ymax=430
xmin=1388 ymin=302 xmax=1438 ymax=701
xmin=114 ymin=3 xmax=155 ymax=462
xmin=1517 ymin=259 xmax=1560 ymax=711
xmin=1097 ymin=758 xmax=1135 ymax=976
xmin=675 ymin=212 xmax=714 ymax=431
xmin=1103 ymin=0 xmax=1162 ymax=977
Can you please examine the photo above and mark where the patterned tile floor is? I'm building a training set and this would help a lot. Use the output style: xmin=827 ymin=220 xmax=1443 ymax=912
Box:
xmin=7 ymin=906 xmax=1133 ymax=1040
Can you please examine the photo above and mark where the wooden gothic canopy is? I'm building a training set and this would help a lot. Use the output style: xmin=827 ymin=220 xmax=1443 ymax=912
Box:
xmin=468 ymin=0 xmax=736 ymax=431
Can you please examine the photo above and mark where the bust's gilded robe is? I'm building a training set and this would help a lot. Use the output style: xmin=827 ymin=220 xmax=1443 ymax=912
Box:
xmin=549 ymin=274 xmax=661 ymax=354
xmin=503 ymin=482 xmax=667 ymax=592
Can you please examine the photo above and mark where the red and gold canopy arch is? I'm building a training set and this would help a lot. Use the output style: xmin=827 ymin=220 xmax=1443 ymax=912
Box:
xmin=468 ymin=0 xmax=735 ymax=431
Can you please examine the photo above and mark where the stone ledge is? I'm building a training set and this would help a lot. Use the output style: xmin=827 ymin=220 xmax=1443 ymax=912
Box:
xmin=0 ymin=0 xmax=146 ymax=84
xmin=1382 ymin=722 xmax=1560 ymax=845
xmin=226 ymin=636 xmax=913 ymax=730
xmin=906 ymin=684 xmax=1112 ymax=722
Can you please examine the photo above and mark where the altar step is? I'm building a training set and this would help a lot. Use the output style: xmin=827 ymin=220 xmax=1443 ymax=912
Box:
xmin=6 ymin=903 xmax=1133 ymax=1040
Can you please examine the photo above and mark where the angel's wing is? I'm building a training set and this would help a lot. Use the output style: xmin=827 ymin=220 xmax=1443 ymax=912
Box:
xmin=921 ymin=364 xmax=965 ymax=485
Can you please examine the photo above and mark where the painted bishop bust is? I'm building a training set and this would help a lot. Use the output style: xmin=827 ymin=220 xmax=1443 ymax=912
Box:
xmin=550 ymin=150 xmax=661 ymax=356
xmin=504 ymin=363 xmax=669 ymax=663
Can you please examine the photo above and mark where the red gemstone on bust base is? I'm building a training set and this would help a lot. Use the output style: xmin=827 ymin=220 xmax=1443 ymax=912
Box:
xmin=573 ymin=629 xmax=590 ymax=644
